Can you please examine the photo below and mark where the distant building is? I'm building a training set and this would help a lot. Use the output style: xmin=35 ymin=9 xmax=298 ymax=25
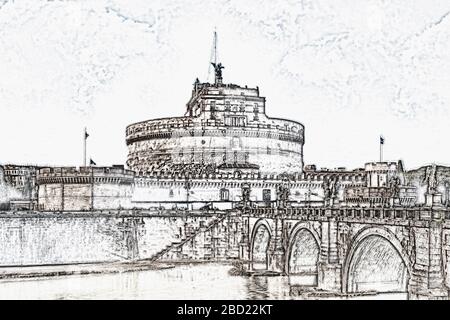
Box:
xmin=1 ymin=164 xmax=40 ymax=210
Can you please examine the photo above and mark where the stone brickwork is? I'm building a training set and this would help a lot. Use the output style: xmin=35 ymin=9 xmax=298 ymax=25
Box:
xmin=158 ymin=213 xmax=244 ymax=261
xmin=0 ymin=212 xmax=215 ymax=266
xmin=37 ymin=166 xmax=134 ymax=211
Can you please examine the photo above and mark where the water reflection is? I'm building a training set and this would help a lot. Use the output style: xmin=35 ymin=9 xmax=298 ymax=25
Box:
xmin=0 ymin=263 xmax=407 ymax=300
xmin=246 ymin=276 xmax=291 ymax=300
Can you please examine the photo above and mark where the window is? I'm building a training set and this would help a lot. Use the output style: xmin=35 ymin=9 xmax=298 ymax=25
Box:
xmin=225 ymin=116 xmax=245 ymax=127
xmin=232 ymin=137 xmax=240 ymax=149
xmin=263 ymin=189 xmax=271 ymax=202
xmin=220 ymin=189 xmax=230 ymax=201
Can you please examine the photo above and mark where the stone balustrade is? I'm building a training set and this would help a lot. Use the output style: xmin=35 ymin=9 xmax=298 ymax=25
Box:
xmin=244 ymin=206 xmax=449 ymax=222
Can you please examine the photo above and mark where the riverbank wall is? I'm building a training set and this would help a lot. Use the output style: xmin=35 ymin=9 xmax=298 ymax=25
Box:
xmin=0 ymin=210 xmax=240 ymax=267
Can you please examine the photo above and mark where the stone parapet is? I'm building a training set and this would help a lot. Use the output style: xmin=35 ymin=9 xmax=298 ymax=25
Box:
xmin=37 ymin=166 xmax=135 ymax=185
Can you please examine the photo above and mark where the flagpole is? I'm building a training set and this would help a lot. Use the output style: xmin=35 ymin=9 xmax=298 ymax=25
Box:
xmin=380 ymin=136 xmax=383 ymax=162
xmin=91 ymin=164 xmax=94 ymax=210
xmin=83 ymin=127 xmax=87 ymax=167
xmin=380 ymin=139 xmax=381 ymax=162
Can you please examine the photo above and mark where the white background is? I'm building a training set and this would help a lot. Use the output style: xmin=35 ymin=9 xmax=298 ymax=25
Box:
xmin=1 ymin=0 xmax=450 ymax=170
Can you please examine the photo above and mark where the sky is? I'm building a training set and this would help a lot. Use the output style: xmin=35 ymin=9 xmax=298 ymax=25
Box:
xmin=1 ymin=0 xmax=450 ymax=170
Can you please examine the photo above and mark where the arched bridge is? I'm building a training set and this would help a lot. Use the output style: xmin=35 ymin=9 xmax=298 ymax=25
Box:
xmin=239 ymin=206 xmax=450 ymax=300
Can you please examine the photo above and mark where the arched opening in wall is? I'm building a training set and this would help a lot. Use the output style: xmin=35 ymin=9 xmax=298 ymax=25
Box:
xmin=252 ymin=224 xmax=271 ymax=271
xmin=347 ymin=235 xmax=409 ymax=294
xmin=288 ymin=228 xmax=319 ymax=286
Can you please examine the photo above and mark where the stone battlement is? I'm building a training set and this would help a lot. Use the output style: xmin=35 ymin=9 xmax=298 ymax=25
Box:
xmin=37 ymin=166 xmax=135 ymax=185
xmin=364 ymin=161 xmax=400 ymax=172
xmin=126 ymin=117 xmax=304 ymax=145
xmin=133 ymin=170 xmax=365 ymax=183
xmin=303 ymin=170 xmax=366 ymax=182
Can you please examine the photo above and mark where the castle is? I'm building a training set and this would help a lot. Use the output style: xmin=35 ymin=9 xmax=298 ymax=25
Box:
xmin=0 ymin=63 xmax=447 ymax=212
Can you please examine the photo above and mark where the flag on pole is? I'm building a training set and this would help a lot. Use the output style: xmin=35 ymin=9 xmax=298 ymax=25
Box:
xmin=379 ymin=135 xmax=385 ymax=162
xmin=83 ymin=127 xmax=88 ymax=167
xmin=89 ymin=158 xmax=96 ymax=166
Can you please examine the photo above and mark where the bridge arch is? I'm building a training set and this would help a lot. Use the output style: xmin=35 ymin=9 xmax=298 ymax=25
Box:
xmin=343 ymin=226 xmax=411 ymax=294
xmin=285 ymin=223 xmax=321 ymax=276
xmin=250 ymin=219 xmax=272 ymax=270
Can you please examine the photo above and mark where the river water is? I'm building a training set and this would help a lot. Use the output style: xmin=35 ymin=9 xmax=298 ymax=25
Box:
xmin=0 ymin=263 xmax=407 ymax=300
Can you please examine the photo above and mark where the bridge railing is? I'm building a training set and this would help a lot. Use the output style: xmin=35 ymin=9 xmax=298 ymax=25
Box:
xmin=243 ymin=206 xmax=446 ymax=221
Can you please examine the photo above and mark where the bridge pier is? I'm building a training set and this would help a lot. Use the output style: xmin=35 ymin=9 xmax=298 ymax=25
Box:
xmin=317 ymin=217 xmax=343 ymax=292
xmin=239 ymin=218 xmax=250 ymax=268
xmin=318 ymin=262 xmax=342 ymax=292
xmin=408 ymin=216 xmax=449 ymax=300
xmin=267 ymin=216 xmax=285 ymax=273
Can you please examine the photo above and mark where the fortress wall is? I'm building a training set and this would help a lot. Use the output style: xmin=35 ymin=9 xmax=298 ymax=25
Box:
xmin=38 ymin=183 xmax=132 ymax=211
xmin=128 ymin=135 xmax=303 ymax=174
xmin=131 ymin=182 xmax=311 ymax=207
xmin=63 ymin=185 xmax=91 ymax=210
xmin=92 ymin=184 xmax=133 ymax=209
xmin=38 ymin=179 xmax=325 ymax=211
xmin=131 ymin=180 xmax=329 ymax=206
xmin=0 ymin=216 xmax=115 ymax=266
xmin=38 ymin=184 xmax=65 ymax=210
xmin=0 ymin=214 xmax=214 ymax=266
xmin=36 ymin=167 xmax=368 ymax=211
xmin=133 ymin=184 xmax=243 ymax=204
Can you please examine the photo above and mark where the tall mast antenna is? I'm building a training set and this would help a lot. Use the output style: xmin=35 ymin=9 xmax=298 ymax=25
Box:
xmin=207 ymin=28 xmax=218 ymax=82
xmin=214 ymin=28 xmax=217 ymax=65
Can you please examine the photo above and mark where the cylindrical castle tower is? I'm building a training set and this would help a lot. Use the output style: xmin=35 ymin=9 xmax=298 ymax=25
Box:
xmin=126 ymin=65 xmax=304 ymax=177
